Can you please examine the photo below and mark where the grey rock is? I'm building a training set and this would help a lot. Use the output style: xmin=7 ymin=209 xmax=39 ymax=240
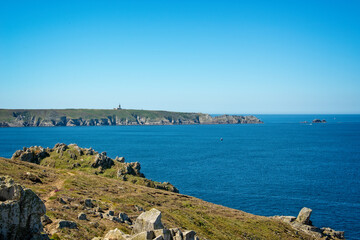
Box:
xmin=183 ymin=230 xmax=196 ymax=240
xmin=78 ymin=212 xmax=87 ymax=220
xmin=119 ymin=212 xmax=131 ymax=224
xmin=92 ymin=153 xmax=114 ymax=170
xmin=132 ymin=208 xmax=164 ymax=234
xmin=272 ymin=215 xmax=296 ymax=223
xmin=153 ymin=229 xmax=171 ymax=240
xmin=296 ymin=207 xmax=312 ymax=225
xmin=56 ymin=220 xmax=78 ymax=229
xmin=85 ymin=198 xmax=95 ymax=208
xmin=171 ymin=228 xmax=184 ymax=240
xmin=321 ymin=227 xmax=345 ymax=239
xmin=0 ymin=176 xmax=48 ymax=240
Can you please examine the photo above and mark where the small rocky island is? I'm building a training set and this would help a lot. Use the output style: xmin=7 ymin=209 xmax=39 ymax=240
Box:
xmin=0 ymin=144 xmax=344 ymax=240
xmin=0 ymin=109 xmax=263 ymax=127
xmin=312 ymin=119 xmax=327 ymax=123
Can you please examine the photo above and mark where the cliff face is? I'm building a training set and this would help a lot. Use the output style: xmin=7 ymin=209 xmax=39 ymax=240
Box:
xmin=0 ymin=109 xmax=263 ymax=127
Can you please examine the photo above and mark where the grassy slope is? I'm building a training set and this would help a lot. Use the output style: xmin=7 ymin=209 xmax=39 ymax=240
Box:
xmin=0 ymin=157 xmax=314 ymax=240
xmin=0 ymin=109 xmax=201 ymax=122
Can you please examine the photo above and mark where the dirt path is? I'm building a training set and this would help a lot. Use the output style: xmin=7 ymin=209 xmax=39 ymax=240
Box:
xmin=43 ymin=172 xmax=74 ymax=202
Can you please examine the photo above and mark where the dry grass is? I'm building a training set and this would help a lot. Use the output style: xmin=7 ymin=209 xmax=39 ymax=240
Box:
xmin=0 ymin=157 xmax=314 ymax=240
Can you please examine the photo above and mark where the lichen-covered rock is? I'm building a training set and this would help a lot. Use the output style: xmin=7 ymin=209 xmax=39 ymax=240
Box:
xmin=132 ymin=208 xmax=164 ymax=234
xmin=274 ymin=207 xmax=345 ymax=239
xmin=11 ymin=146 xmax=49 ymax=164
xmin=117 ymin=162 xmax=145 ymax=178
xmin=296 ymin=207 xmax=312 ymax=225
xmin=92 ymin=152 xmax=114 ymax=170
xmin=0 ymin=176 xmax=49 ymax=240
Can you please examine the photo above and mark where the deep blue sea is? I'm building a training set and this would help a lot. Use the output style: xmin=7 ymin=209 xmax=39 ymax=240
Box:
xmin=0 ymin=114 xmax=359 ymax=239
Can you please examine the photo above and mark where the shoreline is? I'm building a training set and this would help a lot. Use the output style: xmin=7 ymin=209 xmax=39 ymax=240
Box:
xmin=0 ymin=108 xmax=263 ymax=127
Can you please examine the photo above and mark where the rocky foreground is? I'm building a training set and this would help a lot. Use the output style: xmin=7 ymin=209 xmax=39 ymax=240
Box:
xmin=0 ymin=109 xmax=263 ymax=127
xmin=0 ymin=144 xmax=345 ymax=240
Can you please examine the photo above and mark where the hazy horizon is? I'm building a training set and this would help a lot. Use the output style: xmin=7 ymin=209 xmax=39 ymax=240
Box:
xmin=1 ymin=1 xmax=359 ymax=114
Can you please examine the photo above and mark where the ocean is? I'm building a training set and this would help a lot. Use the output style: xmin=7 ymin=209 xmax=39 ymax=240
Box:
xmin=0 ymin=114 xmax=359 ymax=239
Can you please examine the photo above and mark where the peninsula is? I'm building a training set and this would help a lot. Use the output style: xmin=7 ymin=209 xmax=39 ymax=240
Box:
xmin=0 ymin=109 xmax=263 ymax=127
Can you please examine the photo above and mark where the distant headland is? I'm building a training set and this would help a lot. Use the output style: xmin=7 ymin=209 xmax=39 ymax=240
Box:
xmin=0 ymin=108 xmax=263 ymax=127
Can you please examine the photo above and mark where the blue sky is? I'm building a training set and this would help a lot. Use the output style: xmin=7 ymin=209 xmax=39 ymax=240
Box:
xmin=0 ymin=0 xmax=359 ymax=114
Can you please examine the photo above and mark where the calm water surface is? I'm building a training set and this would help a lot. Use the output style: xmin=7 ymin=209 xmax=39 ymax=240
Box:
xmin=0 ymin=115 xmax=359 ymax=239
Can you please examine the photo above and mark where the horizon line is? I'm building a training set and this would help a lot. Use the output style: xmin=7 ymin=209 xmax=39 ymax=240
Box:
xmin=0 ymin=108 xmax=359 ymax=115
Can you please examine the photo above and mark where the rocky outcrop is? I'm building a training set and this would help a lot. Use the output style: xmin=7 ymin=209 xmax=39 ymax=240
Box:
xmin=0 ymin=109 xmax=263 ymax=127
xmin=92 ymin=152 xmax=115 ymax=170
xmin=132 ymin=208 xmax=164 ymax=234
xmin=10 ymin=144 xmax=179 ymax=193
xmin=12 ymin=146 xmax=49 ymax=164
xmin=273 ymin=207 xmax=344 ymax=239
xmin=296 ymin=207 xmax=312 ymax=225
xmin=117 ymin=162 xmax=144 ymax=178
xmin=0 ymin=176 xmax=49 ymax=240
xmin=96 ymin=208 xmax=199 ymax=240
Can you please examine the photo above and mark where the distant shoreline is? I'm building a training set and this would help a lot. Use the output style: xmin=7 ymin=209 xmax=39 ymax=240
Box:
xmin=0 ymin=108 xmax=263 ymax=127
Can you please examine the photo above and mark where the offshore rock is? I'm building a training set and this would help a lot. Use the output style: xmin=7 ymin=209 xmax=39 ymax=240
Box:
xmin=0 ymin=176 xmax=49 ymax=240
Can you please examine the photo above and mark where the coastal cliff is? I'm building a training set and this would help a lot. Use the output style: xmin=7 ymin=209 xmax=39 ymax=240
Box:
xmin=0 ymin=144 xmax=344 ymax=240
xmin=0 ymin=109 xmax=263 ymax=127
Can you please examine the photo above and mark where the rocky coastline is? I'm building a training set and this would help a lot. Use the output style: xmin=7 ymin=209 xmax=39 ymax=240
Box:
xmin=0 ymin=109 xmax=263 ymax=127
xmin=0 ymin=144 xmax=345 ymax=240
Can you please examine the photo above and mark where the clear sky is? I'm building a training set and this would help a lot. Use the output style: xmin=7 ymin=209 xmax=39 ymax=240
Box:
xmin=1 ymin=0 xmax=359 ymax=114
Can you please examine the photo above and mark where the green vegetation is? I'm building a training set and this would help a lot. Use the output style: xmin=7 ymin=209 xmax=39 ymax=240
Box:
xmin=0 ymin=145 xmax=314 ymax=240
xmin=0 ymin=108 xmax=199 ymax=123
